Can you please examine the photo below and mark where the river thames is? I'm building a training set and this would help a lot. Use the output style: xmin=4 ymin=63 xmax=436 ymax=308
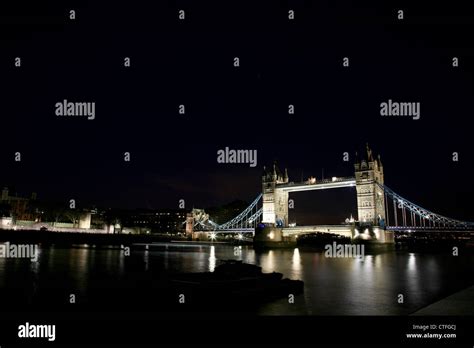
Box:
xmin=1 ymin=243 xmax=473 ymax=315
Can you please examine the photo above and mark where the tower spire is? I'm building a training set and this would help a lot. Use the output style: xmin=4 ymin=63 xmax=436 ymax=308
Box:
xmin=366 ymin=143 xmax=373 ymax=161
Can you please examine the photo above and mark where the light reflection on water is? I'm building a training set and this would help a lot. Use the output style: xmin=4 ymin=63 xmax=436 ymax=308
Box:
xmin=0 ymin=243 xmax=472 ymax=315
xmin=209 ymin=245 xmax=216 ymax=272
xmin=291 ymin=248 xmax=302 ymax=279
xmin=408 ymin=252 xmax=416 ymax=273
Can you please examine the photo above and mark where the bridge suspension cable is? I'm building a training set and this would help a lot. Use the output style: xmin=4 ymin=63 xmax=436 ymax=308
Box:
xmin=215 ymin=193 xmax=263 ymax=230
xmin=379 ymin=183 xmax=474 ymax=229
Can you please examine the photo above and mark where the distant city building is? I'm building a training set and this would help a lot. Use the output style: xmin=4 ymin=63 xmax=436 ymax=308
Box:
xmin=78 ymin=212 xmax=92 ymax=229
xmin=0 ymin=187 xmax=237 ymax=235
xmin=121 ymin=209 xmax=187 ymax=234
xmin=0 ymin=187 xmax=37 ymax=221
xmin=185 ymin=208 xmax=211 ymax=236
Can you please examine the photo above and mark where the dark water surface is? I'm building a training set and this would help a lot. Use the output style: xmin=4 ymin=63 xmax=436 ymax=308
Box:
xmin=1 ymin=243 xmax=473 ymax=315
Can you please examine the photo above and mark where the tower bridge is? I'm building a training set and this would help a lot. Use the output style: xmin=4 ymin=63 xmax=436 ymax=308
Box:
xmin=190 ymin=144 xmax=474 ymax=245
xmin=260 ymin=145 xmax=385 ymax=229
xmin=255 ymin=144 xmax=389 ymax=245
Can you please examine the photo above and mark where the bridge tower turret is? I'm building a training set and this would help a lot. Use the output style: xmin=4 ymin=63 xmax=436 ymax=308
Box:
xmin=262 ymin=162 xmax=289 ymax=227
xmin=354 ymin=144 xmax=386 ymax=226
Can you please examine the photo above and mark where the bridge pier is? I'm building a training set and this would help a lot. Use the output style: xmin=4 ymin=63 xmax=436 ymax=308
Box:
xmin=253 ymin=225 xmax=296 ymax=248
xmin=352 ymin=223 xmax=394 ymax=243
xmin=254 ymin=224 xmax=395 ymax=248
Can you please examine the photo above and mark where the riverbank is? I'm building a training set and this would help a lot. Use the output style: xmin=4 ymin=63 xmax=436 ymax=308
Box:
xmin=411 ymin=285 xmax=474 ymax=316
xmin=0 ymin=228 xmax=179 ymax=246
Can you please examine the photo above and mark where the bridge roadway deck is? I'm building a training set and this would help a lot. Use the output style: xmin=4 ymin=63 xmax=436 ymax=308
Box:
xmin=276 ymin=178 xmax=356 ymax=193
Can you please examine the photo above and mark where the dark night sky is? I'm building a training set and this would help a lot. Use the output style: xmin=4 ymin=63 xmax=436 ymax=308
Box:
xmin=1 ymin=0 xmax=474 ymax=225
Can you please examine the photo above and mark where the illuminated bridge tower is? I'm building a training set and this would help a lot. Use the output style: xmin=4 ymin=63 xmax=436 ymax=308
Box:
xmin=354 ymin=144 xmax=386 ymax=227
xmin=262 ymin=162 xmax=289 ymax=227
